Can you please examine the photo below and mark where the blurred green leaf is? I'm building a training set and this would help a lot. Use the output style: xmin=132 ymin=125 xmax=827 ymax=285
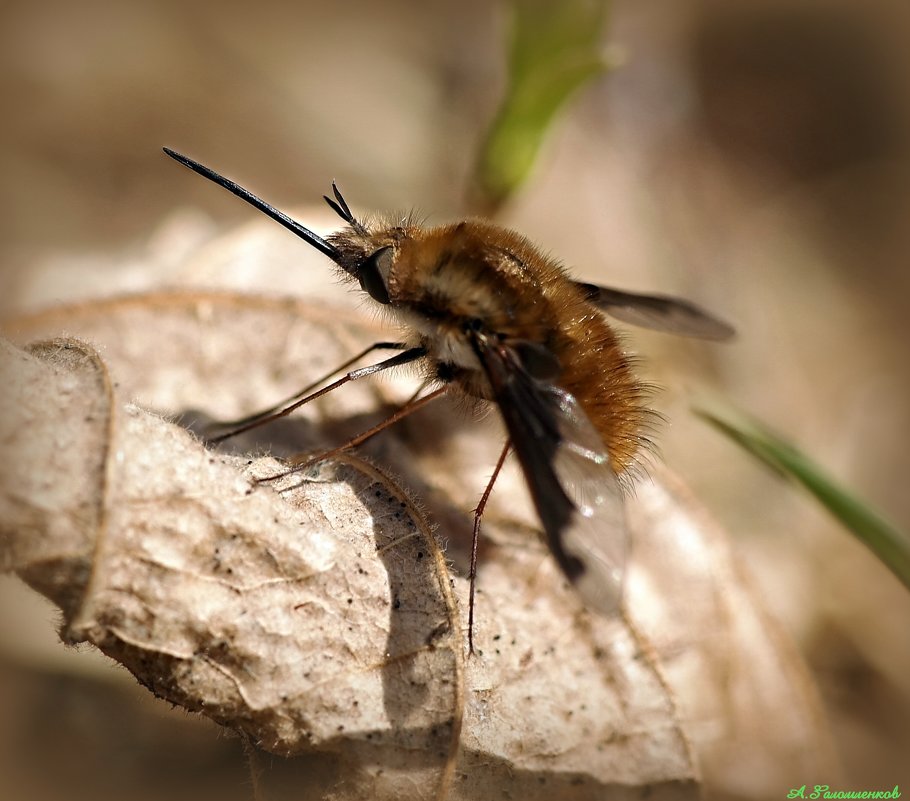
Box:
xmin=473 ymin=0 xmax=616 ymax=212
xmin=696 ymin=405 xmax=910 ymax=593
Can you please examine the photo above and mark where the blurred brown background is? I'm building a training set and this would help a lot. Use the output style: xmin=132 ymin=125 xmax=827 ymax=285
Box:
xmin=2 ymin=0 xmax=909 ymax=798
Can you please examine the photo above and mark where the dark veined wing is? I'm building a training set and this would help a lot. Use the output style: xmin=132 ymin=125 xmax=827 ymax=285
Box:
xmin=471 ymin=332 xmax=628 ymax=615
xmin=575 ymin=281 xmax=735 ymax=341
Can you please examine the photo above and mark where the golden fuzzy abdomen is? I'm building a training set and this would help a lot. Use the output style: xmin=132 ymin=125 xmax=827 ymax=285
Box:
xmin=551 ymin=304 xmax=649 ymax=475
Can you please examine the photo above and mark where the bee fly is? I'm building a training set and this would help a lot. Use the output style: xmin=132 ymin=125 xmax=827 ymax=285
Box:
xmin=163 ymin=147 xmax=734 ymax=652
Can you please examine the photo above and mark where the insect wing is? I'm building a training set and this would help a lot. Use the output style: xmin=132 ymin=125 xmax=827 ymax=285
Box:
xmin=575 ymin=281 xmax=735 ymax=341
xmin=545 ymin=386 xmax=628 ymax=613
xmin=473 ymin=337 xmax=629 ymax=614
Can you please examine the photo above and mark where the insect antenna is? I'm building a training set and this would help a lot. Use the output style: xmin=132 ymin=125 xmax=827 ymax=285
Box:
xmin=323 ymin=181 xmax=368 ymax=236
xmin=162 ymin=147 xmax=344 ymax=266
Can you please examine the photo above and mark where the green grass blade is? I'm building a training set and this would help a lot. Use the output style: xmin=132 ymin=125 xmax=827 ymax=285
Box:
xmin=696 ymin=405 xmax=910 ymax=592
xmin=472 ymin=0 xmax=616 ymax=212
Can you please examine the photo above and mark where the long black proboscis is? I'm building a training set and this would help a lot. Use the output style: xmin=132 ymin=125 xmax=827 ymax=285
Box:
xmin=162 ymin=147 xmax=342 ymax=264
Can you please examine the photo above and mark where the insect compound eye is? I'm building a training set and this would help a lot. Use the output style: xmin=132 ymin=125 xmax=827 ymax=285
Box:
xmin=359 ymin=246 xmax=394 ymax=305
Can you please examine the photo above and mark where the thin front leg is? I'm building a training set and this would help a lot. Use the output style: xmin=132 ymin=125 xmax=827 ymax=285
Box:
xmin=209 ymin=341 xmax=409 ymax=437
xmin=258 ymin=385 xmax=450 ymax=484
xmin=468 ymin=441 xmax=511 ymax=655
xmin=211 ymin=345 xmax=426 ymax=443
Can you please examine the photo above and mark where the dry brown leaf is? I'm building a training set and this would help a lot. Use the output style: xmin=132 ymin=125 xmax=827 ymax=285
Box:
xmin=1 ymin=335 xmax=464 ymax=798
xmin=0 ymin=291 xmax=838 ymax=799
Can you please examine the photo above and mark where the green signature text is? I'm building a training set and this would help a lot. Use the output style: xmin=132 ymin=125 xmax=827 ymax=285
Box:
xmin=789 ymin=786 xmax=901 ymax=800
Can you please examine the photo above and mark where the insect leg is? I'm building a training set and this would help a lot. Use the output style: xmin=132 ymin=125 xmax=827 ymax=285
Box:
xmin=468 ymin=440 xmax=511 ymax=655
xmin=208 ymin=341 xmax=409 ymax=441
xmin=210 ymin=344 xmax=425 ymax=443
xmin=226 ymin=341 xmax=409 ymax=427
xmin=259 ymin=385 xmax=449 ymax=484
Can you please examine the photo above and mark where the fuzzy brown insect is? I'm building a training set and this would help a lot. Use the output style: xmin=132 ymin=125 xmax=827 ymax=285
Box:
xmin=164 ymin=147 xmax=733 ymax=651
